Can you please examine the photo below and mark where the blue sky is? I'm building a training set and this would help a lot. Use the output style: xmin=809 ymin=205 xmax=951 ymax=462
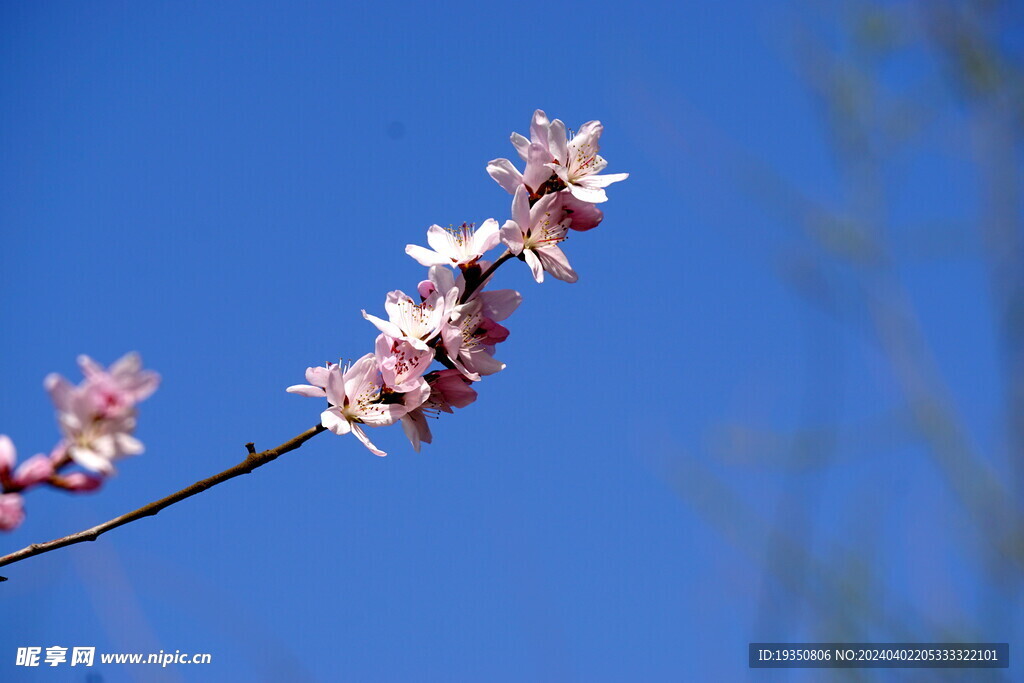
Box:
xmin=2 ymin=1 xmax=1021 ymax=681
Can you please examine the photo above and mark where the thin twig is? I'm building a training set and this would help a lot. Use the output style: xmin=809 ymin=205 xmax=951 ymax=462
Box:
xmin=0 ymin=423 xmax=327 ymax=581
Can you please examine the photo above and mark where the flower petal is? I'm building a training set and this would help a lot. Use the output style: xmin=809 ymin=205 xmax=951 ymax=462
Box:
xmin=321 ymin=407 xmax=351 ymax=435
xmin=286 ymin=384 xmax=327 ymax=398
xmin=548 ymin=119 xmax=568 ymax=165
xmin=523 ymin=142 xmax=554 ymax=194
xmin=361 ymin=311 xmax=403 ymax=339
xmin=12 ymin=454 xmax=54 ymax=487
xmin=537 ymin=246 xmax=578 ymax=283
xmin=425 ymin=224 xmax=451 ymax=255
xmin=325 ymin=364 xmax=347 ymax=407
xmin=486 ymin=158 xmax=523 ymax=195
xmin=511 ymin=185 xmax=531 ymax=229
xmin=306 ymin=366 xmax=331 ymax=387
xmin=44 ymin=374 xmax=76 ymax=413
xmin=568 ymin=183 xmax=608 ymax=203
xmin=343 ymin=354 xmax=378 ymax=403
xmin=500 ymin=220 xmax=524 ymax=255
xmin=351 ymin=424 xmax=386 ymax=456
xmin=70 ymin=446 xmax=115 ymax=476
xmin=473 ymin=218 xmax=501 ymax=254
xmin=114 ymin=433 xmax=145 ymax=456
xmin=479 ymin=289 xmax=522 ymax=321
xmin=559 ymin=192 xmax=604 ymax=231
xmin=530 ymin=109 xmax=551 ymax=149
xmin=523 ymin=248 xmax=544 ymax=283
xmin=576 ymin=172 xmax=629 ymax=189
xmin=510 ymin=132 xmax=530 ymax=161
xmin=401 ymin=411 xmax=432 ymax=452
xmin=0 ymin=493 xmax=25 ymax=531
xmin=405 ymin=244 xmax=448 ymax=267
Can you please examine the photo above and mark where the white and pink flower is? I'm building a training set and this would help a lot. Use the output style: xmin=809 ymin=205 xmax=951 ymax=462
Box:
xmin=441 ymin=285 xmax=520 ymax=381
xmin=406 ymin=220 xmax=501 ymax=269
xmin=44 ymin=373 xmax=145 ymax=475
xmin=374 ymin=334 xmax=433 ymax=392
xmin=543 ymin=119 xmax=628 ymax=203
xmin=362 ymin=288 xmax=458 ymax=352
xmin=500 ymin=186 xmax=577 ymax=284
xmin=77 ymin=353 xmax=161 ymax=420
xmin=288 ymin=355 xmax=427 ymax=456
xmin=489 ymin=109 xmax=628 ymax=204
xmin=401 ymin=369 xmax=479 ymax=452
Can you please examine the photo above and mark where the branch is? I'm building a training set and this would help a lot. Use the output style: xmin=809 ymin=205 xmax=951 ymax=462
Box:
xmin=0 ymin=423 xmax=327 ymax=581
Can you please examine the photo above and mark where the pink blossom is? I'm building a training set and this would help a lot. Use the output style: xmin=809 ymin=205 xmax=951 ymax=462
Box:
xmin=77 ymin=352 xmax=161 ymax=419
xmin=487 ymin=141 xmax=557 ymax=198
xmin=543 ymin=119 xmax=628 ymax=203
xmin=362 ymin=288 xmax=457 ymax=352
xmin=499 ymin=186 xmax=578 ymax=284
xmin=509 ymin=109 xmax=554 ymax=161
xmin=427 ymin=369 xmax=479 ymax=412
xmin=488 ymin=110 xmax=560 ymax=197
xmin=441 ymin=287 xmax=521 ymax=381
xmin=557 ymin=191 xmax=604 ymax=232
xmin=12 ymin=454 xmax=54 ymax=489
xmin=405 ymin=220 xmax=501 ymax=268
xmin=489 ymin=110 xmax=628 ymax=204
xmin=53 ymin=472 xmax=104 ymax=493
xmin=296 ymin=356 xmax=419 ymax=456
xmin=0 ymin=493 xmax=25 ymax=531
xmin=399 ymin=409 xmax=431 ymax=452
xmin=0 ymin=435 xmax=55 ymax=491
xmin=285 ymin=364 xmax=332 ymax=398
xmin=44 ymin=374 xmax=144 ymax=475
xmin=417 ymin=264 xmax=475 ymax=302
xmin=374 ymin=334 xmax=433 ymax=392
xmin=400 ymin=370 xmax=478 ymax=452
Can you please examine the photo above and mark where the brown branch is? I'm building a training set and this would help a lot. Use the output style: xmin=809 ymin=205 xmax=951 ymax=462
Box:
xmin=0 ymin=423 xmax=327 ymax=581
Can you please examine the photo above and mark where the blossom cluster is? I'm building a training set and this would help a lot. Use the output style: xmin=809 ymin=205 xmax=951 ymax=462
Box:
xmin=288 ymin=110 xmax=627 ymax=455
xmin=0 ymin=353 xmax=160 ymax=531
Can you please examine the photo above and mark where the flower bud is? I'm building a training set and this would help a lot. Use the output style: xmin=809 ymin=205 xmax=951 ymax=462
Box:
xmin=56 ymin=472 xmax=104 ymax=493
xmin=0 ymin=493 xmax=25 ymax=531
xmin=12 ymin=455 xmax=54 ymax=488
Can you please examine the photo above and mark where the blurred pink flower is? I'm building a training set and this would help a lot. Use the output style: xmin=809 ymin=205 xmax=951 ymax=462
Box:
xmin=0 ymin=435 xmax=14 ymax=475
xmin=11 ymin=454 xmax=54 ymax=489
xmin=54 ymin=471 xmax=104 ymax=493
xmin=78 ymin=352 xmax=161 ymax=420
xmin=0 ymin=493 xmax=25 ymax=531
xmin=44 ymin=374 xmax=143 ymax=475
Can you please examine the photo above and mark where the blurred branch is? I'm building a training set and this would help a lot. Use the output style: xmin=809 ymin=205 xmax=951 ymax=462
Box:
xmin=0 ymin=423 xmax=327 ymax=581
xmin=710 ymin=409 xmax=916 ymax=468
xmin=762 ymin=3 xmax=1024 ymax=570
xmin=664 ymin=450 xmax=955 ymax=643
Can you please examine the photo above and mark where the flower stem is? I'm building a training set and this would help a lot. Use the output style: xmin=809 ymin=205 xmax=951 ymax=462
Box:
xmin=0 ymin=423 xmax=327 ymax=581
xmin=461 ymin=250 xmax=514 ymax=304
